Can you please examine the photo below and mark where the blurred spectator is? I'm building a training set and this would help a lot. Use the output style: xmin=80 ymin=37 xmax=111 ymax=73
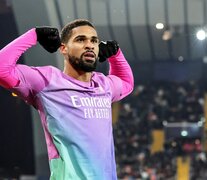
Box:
xmin=114 ymin=80 xmax=205 ymax=179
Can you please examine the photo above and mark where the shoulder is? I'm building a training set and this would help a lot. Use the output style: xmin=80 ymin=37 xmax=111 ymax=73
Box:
xmin=92 ymin=72 xmax=108 ymax=82
xmin=15 ymin=65 xmax=63 ymax=85
xmin=91 ymin=72 xmax=115 ymax=91
xmin=32 ymin=65 xmax=59 ymax=72
xmin=30 ymin=65 xmax=61 ymax=77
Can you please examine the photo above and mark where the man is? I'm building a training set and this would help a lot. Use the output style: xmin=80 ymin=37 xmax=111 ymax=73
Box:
xmin=0 ymin=19 xmax=134 ymax=180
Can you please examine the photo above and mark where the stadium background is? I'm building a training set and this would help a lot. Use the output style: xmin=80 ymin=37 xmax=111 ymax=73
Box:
xmin=0 ymin=0 xmax=207 ymax=179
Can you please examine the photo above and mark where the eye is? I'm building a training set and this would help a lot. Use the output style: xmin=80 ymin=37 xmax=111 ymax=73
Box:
xmin=77 ymin=38 xmax=85 ymax=42
xmin=91 ymin=39 xmax=98 ymax=43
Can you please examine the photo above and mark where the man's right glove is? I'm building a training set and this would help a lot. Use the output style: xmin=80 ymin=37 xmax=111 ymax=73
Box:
xmin=98 ymin=40 xmax=119 ymax=62
xmin=35 ymin=27 xmax=61 ymax=53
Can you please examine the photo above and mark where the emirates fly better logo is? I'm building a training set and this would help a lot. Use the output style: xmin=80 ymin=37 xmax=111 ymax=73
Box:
xmin=70 ymin=95 xmax=111 ymax=119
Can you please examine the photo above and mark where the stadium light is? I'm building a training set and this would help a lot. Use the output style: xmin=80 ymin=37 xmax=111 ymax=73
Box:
xmin=181 ymin=130 xmax=188 ymax=137
xmin=156 ymin=23 xmax=164 ymax=30
xmin=196 ymin=29 xmax=206 ymax=40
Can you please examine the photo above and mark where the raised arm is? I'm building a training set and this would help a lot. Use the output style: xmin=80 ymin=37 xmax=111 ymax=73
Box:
xmin=108 ymin=48 xmax=134 ymax=99
xmin=0 ymin=28 xmax=37 ymax=88
xmin=99 ymin=41 xmax=134 ymax=101
xmin=0 ymin=27 xmax=61 ymax=89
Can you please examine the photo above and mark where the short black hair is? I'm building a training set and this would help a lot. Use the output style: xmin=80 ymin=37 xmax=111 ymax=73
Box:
xmin=60 ymin=19 xmax=95 ymax=43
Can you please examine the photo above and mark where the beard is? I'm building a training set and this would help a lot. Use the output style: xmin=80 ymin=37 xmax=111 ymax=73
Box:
xmin=67 ymin=53 xmax=98 ymax=72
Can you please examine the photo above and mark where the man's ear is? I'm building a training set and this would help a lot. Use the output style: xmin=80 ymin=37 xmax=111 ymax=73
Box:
xmin=59 ymin=43 xmax=68 ymax=55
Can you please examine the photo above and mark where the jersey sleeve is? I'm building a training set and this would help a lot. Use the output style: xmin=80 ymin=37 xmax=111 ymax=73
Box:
xmin=0 ymin=28 xmax=51 ymax=105
xmin=0 ymin=28 xmax=37 ymax=88
xmin=11 ymin=65 xmax=52 ymax=105
xmin=107 ymin=49 xmax=134 ymax=102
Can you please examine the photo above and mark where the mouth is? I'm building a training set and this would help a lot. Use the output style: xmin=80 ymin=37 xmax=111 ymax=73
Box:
xmin=83 ymin=51 xmax=96 ymax=62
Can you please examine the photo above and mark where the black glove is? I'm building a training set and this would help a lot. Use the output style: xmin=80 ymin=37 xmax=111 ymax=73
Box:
xmin=98 ymin=40 xmax=119 ymax=62
xmin=35 ymin=27 xmax=61 ymax=53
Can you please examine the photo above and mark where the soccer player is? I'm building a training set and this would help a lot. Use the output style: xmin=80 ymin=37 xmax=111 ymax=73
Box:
xmin=0 ymin=19 xmax=134 ymax=180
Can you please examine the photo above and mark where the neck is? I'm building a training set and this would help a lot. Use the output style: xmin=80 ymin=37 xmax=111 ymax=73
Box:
xmin=63 ymin=59 xmax=92 ymax=82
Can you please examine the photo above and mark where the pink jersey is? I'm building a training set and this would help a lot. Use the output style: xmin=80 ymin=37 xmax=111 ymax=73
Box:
xmin=0 ymin=29 xmax=134 ymax=180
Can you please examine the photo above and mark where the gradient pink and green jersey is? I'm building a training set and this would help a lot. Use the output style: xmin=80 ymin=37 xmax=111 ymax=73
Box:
xmin=0 ymin=29 xmax=134 ymax=180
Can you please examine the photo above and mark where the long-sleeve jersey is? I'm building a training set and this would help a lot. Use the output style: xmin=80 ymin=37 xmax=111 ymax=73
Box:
xmin=0 ymin=29 xmax=134 ymax=180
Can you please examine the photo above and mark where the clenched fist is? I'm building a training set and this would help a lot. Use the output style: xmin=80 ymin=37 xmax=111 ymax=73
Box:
xmin=36 ymin=27 xmax=61 ymax=53
xmin=98 ymin=40 xmax=119 ymax=62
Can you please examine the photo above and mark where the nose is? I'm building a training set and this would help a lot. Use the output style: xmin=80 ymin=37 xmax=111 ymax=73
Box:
xmin=85 ymin=40 xmax=94 ymax=50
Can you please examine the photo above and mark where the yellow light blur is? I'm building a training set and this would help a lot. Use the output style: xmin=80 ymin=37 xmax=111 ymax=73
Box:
xmin=11 ymin=92 xmax=18 ymax=97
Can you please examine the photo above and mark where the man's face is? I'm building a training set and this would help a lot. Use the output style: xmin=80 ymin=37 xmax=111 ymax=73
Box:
xmin=62 ymin=25 xmax=99 ymax=72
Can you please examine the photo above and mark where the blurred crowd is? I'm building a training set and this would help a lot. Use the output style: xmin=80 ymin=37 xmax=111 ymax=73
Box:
xmin=114 ymin=80 xmax=207 ymax=180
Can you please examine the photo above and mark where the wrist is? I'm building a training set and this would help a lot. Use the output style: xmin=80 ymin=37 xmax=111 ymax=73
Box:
xmin=22 ymin=28 xmax=38 ymax=45
xmin=108 ymin=48 xmax=121 ymax=61
xmin=32 ymin=28 xmax=38 ymax=43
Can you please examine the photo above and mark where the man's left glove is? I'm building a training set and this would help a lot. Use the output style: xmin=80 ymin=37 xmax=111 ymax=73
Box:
xmin=35 ymin=27 xmax=61 ymax=53
xmin=98 ymin=40 xmax=119 ymax=62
